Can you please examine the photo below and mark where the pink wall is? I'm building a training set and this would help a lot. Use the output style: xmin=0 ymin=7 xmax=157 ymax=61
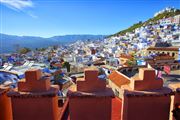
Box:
xmin=69 ymin=97 xmax=112 ymax=120
xmin=68 ymin=68 xmax=114 ymax=120
xmin=10 ymin=96 xmax=59 ymax=120
xmin=174 ymin=92 xmax=180 ymax=107
xmin=0 ymin=88 xmax=12 ymax=120
xmin=8 ymin=69 xmax=60 ymax=120
xmin=122 ymin=95 xmax=171 ymax=120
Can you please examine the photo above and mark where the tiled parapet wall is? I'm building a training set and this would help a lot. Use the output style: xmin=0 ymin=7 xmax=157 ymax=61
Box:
xmin=0 ymin=86 xmax=12 ymax=120
xmin=7 ymin=69 xmax=60 ymax=120
xmin=130 ymin=68 xmax=163 ymax=91
xmin=121 ymin=87 xmax=173 ymax=120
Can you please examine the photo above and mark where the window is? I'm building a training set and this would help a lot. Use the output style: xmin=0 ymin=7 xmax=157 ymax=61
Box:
xmin=172 ymin=53 xmax=175 ymax=57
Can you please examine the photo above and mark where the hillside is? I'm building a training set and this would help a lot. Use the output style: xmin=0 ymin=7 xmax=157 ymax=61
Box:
xmin=111 ymin=8 xmax=180 ymax=37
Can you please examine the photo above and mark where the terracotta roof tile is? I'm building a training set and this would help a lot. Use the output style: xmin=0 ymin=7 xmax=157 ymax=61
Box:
xmin=108 ymin=71 xmax=130 ymax=87
xmin=147 ymin=47 xmax=179 ymax=51
xmin=120 ymin=54 xmax=133 ymax=59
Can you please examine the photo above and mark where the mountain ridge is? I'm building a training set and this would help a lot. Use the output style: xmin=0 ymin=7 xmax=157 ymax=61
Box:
xmin=0 ymin=33 xmax=105 ymax=53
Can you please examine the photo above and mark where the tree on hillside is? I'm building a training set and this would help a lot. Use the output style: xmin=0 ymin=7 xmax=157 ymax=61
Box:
xmin=109 ymin=8 xmax=180 ymax=37
xmin=62 ymin=61 xmax=71 ymax=72
xmin=19 ymin=47 xmax=31 ymax=54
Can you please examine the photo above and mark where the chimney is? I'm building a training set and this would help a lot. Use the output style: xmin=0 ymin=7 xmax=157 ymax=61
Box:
xmin=121 ymin=68 xmax=172 ymax=120
xmin=68 ymin=67 xmax=114 ymax=120
xmin=8 ymin=69 xmax=60 ymax=120
xmin=77 ymin=68 xmax=106 ymax=92
xmin=129 ymin=68 xmax=163 ymax=91
xmin=18 ymin=69 xmax=51 ymax=92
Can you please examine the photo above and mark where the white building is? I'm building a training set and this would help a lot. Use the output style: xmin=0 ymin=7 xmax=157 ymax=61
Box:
xmin=173 ymin=15 xmax=180 ymax=24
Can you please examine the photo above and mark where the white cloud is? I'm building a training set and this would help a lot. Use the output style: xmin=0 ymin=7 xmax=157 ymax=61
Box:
xmin=0 ymin=0 xmax=38 ymax=18
xmin=0 ymin=0 xmax=33 ymax=10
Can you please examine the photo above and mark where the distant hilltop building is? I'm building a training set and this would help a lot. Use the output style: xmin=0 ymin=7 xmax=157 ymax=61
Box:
xmin=147 ymin=47 xmax=180 ymax=61
xmin=154 ymin=7 xmax=177 ymax=17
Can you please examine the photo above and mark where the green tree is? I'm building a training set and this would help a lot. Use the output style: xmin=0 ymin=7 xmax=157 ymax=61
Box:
xmin=19 ymin=47 xmax=31 ymax=54
xmin=62 ymin=61 xmax=71 ymax=72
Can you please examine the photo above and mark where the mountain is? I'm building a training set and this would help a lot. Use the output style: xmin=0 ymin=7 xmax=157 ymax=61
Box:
xmin=50 ymin=35 xmax=105 ymax=43
xmin=0 ymin=33 xmax=105 ymax=53
xmin=110 ymin=7 xmax=180 ymax=37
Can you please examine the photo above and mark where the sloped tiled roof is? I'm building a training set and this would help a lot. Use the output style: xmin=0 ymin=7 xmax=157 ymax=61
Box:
xmin=120 ymin=54 xmax=133 ymax=59
xmin=108 ymin=71 xmax=130 ymax=88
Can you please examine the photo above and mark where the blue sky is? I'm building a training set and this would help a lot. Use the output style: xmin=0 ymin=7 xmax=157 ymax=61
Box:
xmin=0 ymin=0 xmax=180 ymax=37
